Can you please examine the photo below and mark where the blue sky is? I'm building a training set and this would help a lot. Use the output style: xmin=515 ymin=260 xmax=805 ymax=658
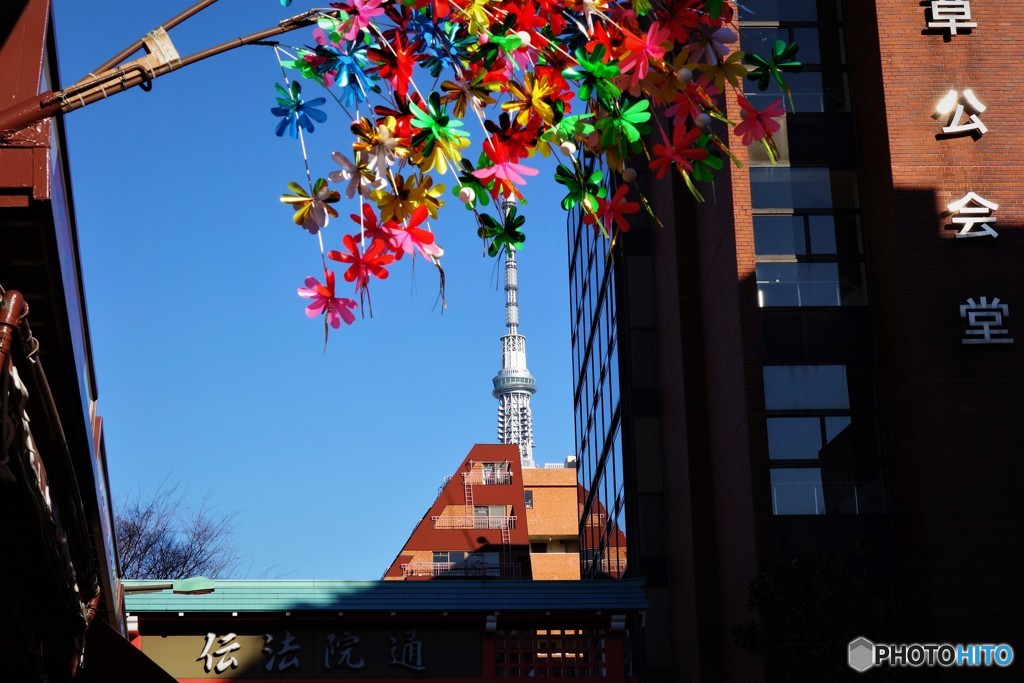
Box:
xmin=53 ymin=0 xmax=576 ymax=579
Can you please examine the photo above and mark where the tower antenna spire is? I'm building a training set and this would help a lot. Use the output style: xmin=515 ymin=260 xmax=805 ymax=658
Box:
xmin=492 ymin=195 xmax=536 ymax=468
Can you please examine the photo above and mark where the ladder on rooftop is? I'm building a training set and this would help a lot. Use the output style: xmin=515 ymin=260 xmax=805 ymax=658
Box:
xmin=501 ymin=515 xmax=512 ymax=571
xmin=464 ymin=461 xmax=475 ymax=514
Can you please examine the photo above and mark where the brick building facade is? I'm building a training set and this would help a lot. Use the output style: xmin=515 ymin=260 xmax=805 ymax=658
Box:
xmin=574 ymin=1 xmax=1024 ymax=681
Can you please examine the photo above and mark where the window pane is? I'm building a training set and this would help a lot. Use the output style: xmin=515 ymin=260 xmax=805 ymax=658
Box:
xmin=740 ymin=28 xmax=788 ymax=58
xmin=746 ymin=72 xmax=828 ymax=113
xmin=824 ymin=415 xmax=851 ymax=441
xmin=750 ymin=167 xmax=858 ymax=209
xmin=771 ymin=468 xmax=824 ymax=515
xmin=763 ymin=365 xmax=850 ymax=409
xmin=739 ymin=0 xmax=818 ymax=21
xmin=757 ymin=262 xmax=839 ymax=306
xmin=807 ymin=215 xmax=837 ymax=253
xmin=837 ymin=262 xmax=868 ymax=305
xmin=767 ymin=417 xmax=822 ymax=459
xmin=792 ymin=28 xmax=823 ymax=63
xmin=754 ymin=215 xmax=806 ymax=255
xmin=821 ymin=466 xmax=887 ymax=514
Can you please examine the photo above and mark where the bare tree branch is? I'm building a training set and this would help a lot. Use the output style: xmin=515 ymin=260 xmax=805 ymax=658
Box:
xmin=115 ymin=480 xmax=240 ymax=580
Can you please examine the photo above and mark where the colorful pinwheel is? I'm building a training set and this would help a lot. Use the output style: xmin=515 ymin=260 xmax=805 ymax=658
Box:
xmin=744 ymin=41 xmax=803 ymax=94
xmin=264 ymin=0 xmax=804 ymax=331
xmin=554 ymin=164 xmax=606 ymax=214
xmin=298 ymin=269 xmax=358 ymax=328
xmin=477 ymin=204 xmax=527 ymax=258
xmin=271 ymin=81 xmax=327 ymax=138
xmin=280 ymin=179 xmax=341 ymax=233
xmin=327 ymin=234 xmax=396 ymax=292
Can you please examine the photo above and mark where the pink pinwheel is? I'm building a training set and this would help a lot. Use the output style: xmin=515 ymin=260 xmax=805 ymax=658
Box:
xmin=619 ymin=23 xmax=671 ymax=89
xmin=472 ymin=139 xmax=539 ymax=197
xmin=734 ymin=96 xmax=785 ymax=146
xmin=297 ymin=269 xmax=358 ymax=328
xmin=384 ymin=205 xmax=445 ymax=261
xmin=335 ymin=0 xmax=385 ymax=41
xmin=583 ymin=184 xmax=640 ymax=234
xmin=327 ymin=234 xmax=395 ymax=291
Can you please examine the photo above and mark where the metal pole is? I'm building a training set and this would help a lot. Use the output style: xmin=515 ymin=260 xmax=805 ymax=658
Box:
xmin=0 ymin=290 xmax=27 ymax=371
xmin=0 ymin=8 xmax=328 ymax=139
xmin=89 ymin=0 xmax=221 ymax=75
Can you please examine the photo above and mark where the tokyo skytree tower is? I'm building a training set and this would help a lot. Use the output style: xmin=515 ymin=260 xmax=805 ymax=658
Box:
xmin=491 ymin=241 xmax=537 ymax=469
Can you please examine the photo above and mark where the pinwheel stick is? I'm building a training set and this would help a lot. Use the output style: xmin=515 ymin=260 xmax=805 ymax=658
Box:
xmin=0 ymin=3 xmax=337 ymax=140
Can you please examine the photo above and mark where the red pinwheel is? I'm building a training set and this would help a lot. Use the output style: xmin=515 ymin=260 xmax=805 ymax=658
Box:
xmin=350 ymin=203 xmax=392 ymax=244
xmin=327 ymin=234 xmax=396 ymax=292
xmin=650 ymin=125 xmax=708 ymax=179
xmin=619 ymin=23 xmax=672 ymax=90
xmin=366 ymin=31 xmax=423 ymax=100
xmin=583 ymin=184 xmax=640 ymax=234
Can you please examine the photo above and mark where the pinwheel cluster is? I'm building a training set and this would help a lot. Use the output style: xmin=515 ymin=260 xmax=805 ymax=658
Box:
xmin=272 ymin=0 xmax=801 ymax=342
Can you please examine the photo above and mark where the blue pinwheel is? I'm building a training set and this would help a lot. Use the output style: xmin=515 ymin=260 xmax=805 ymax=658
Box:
xmin=271 ymin=81 xmax=327 ymax=138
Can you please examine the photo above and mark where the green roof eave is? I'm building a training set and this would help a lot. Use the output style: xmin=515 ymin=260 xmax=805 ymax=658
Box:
xmin=122 ymin=579 xmax=647 ymax=615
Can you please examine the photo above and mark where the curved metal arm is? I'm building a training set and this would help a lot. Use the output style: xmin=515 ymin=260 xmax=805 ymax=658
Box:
xmin=0 ymin=4 xmax=334 ymax=140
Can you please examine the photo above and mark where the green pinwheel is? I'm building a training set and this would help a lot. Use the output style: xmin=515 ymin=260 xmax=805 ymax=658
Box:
xmin=554 ymin=164 xmax=607 ymax=214
xmin=596 ymin=98 xmax=651 ymax=150
xmin=744 ymin=40 xmax=803 ymax=93
xmin=691 ymin=134 xmax=725 ymax=182
xmin=562 ymin=45 xmax=621 ymax=106
xmin=451 ymin=157 xmax=492 ymax=208
xmin=538 ymin=113 xmax=596 ymax=153
xmin=409 ymin=92 xmax=469 ymax=160
xmin=477 ymin=205 xmax=526 ymax=258
xmin=705 ymin=0 xmax=724 ymax=18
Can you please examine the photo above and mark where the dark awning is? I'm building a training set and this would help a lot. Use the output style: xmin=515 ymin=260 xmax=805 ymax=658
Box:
xmin=81 ymin=619 xmax=178 ymax=683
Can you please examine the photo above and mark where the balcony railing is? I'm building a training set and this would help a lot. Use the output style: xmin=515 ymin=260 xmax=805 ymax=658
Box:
xmin=401 ymin=562 xmax=522 ymax=578
xmin=463 ymin=471 xmax=513 ymax=485
xmin=584 ymin=557 xmax=627 ymax=575
xmin=431 ymin=515 xmax=517 ymax=530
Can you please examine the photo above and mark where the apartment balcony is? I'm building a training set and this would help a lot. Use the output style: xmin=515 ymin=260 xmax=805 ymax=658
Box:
xmin=431 ymin=515 xmax=517 ymax=530
xmin=584 ymin=557 xmax=627 ymax=577
xmin=463 ymin=470 xmax=513 ymax=485
xmin=401 ymin=562 xmax=522 ymax=579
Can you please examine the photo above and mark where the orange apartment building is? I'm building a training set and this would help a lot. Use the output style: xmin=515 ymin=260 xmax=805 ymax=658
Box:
xmin=382 ymin=444 xmax=625 ymax=581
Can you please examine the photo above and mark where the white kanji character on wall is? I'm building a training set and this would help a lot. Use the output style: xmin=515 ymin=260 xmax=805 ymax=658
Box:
xmin=960 ymin=297 xmax=1014 ymax=345
xmin=946 ymin=192 xmax=999 ymax=238
xmin=928 ymin=1 xmax=977 ymax=36
xmin=934 ymin=89 xmax=987 ymax=137
xmin=197 ymin=633 xmax=241 ymax=674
